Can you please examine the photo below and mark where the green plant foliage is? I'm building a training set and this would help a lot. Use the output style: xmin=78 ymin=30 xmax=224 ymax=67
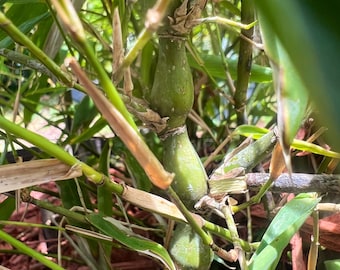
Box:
xmin=254 ymin=0 xmax=340 ymax=148
xmin=249 ymin=193 xmax=320 ymax=270
xmin=188 ymin=53 xmax=272 ymax=83
xmin=0 ymin=0 xmax=339 ymax=269
xmin=0 ymin=197 xmax=15 ymax=226
xmin=88 ymin=213 xmax=176 ymax=270
xmin=324 ymin=259 xmax=340 ymax=270
xmin=71 ymin=95 xmax=98 ymax=134
xmin=255 ymin=1 xmax=309 ymax=171
xmin=0 ymin=3 xmax=49 ymax=48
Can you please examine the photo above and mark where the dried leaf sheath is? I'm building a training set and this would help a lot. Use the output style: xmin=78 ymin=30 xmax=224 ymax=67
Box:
xmin=0 ymin=159 xmax=82 ymax=193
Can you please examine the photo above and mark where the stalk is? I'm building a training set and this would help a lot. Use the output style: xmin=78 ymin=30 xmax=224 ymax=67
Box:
xmin=51 ymin=0 xmax=137 ymax=131
xmin=0 ymin=115 xmax=124 ymax=195
xmin=234 ymin=0 xmax=255 ymax=125
xmin=0 ymin=229 xmax=63 ymax=270
xmin=147 ymin=1 xmax=221 ymax=268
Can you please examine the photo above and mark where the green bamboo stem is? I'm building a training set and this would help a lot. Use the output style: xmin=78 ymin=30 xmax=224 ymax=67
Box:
xmin=233 ymin=177 xmax=275 ymax=212
xmin=0 ymin=115 xmax=124 ymax=195
xmin=0 ymin=11 xmax=72 ymax=86
xmin=197 ymin=16 xmax=257 ymax=30
xmin=121 ymin=0 xmax=171 ymax=70
xmin=32 ymin=198 xmax=87 ymax=224
xmin=222 ymin=203 xmax=247 ymax=268
xmin=203 ymin=220 xmax=258 ymax=252
xmin=307 ymin=209 xmax=319 ymax=269
xmin=0 ymin=48 xmax=57 ymax=80
xmin=51 ymin=0 xmax=137 ymax=131
xmin=0 ymin=220 xmax=65 ymax=231
xmin=167 ymin=186 xmax=213 ymax=246
xmin=234 ymin=0 xmax=255 ymax=125
xmin=0 ymin=229 xmax=63 ymax=270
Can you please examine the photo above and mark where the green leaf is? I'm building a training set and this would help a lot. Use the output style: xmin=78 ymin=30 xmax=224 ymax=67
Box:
xmin=234 ymin=125 xmax=269 ymax=139
xmin=69 ymin=117 xmax=108 ymax=145
xmin=325 ymin=259 xmax=340 ymax=270
xmin=0 ymin=197 xmax=15 ymax=227
xmin=125 ymin=150 xmax=152 ymax=191
xmin=249 ymin=193 xmax=320 ymax=270
xmin=97 ymin=140 xmax=113 ymax=217
xmin=187 ymin=53 xmax=272 ymax=83
xmin=0 ymin=3 xmax=49 ymax=48
xmin=71 ymin=95 xmax=98 ymax=133
xmin=235 ymin=125 xmax=340 ymax=159
xmin=254 ymin=0 xmax=340 ymax=149
xmin=256 ymin=5 xmax=309 ymax=170
xmin=97 ymin=140 xmax=113 ymax=261
xmin=87 ymin=213 xmax=176 ymax=270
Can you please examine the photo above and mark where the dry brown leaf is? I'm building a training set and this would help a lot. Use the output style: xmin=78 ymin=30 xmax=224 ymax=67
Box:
xmin=0 ymin=159 xmax=82 ymax=193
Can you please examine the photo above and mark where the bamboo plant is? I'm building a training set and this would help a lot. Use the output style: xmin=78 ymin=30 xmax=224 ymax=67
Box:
xmin=0 ymin=1 xmax=339 ymax=270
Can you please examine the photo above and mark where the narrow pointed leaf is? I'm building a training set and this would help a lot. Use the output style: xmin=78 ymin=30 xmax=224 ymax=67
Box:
xmin=87 ymin=213 xmax=176 ymax=270
xmin=249 ymin=193 xmax=320 ymax=270
xmin=187 ymin=53 xmax=272 ymax=83
xmin=256 ymin=8 xmax=309 ymax=172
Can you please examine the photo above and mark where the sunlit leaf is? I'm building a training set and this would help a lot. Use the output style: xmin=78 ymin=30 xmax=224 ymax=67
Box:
xmin=236 ymin=125 xmax=340 ymax=159
xmin=249 ymin=193 xmax=320 ymax=270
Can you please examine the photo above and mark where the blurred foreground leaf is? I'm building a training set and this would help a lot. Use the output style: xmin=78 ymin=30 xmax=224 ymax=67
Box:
xmin=254 ymin=0 xmax=340 ymax=149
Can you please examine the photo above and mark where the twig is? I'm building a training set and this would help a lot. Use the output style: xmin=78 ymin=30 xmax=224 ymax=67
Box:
xmin=246 ymin=173 xmax=340 ymax=193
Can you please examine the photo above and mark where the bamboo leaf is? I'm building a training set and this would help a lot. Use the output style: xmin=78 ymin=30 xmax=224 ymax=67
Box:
xmin=325 ymin=260 xmax=340 ymax=270
xmin=71 ymin=95 xmax=98 ymax=134
xmin=256 ymin=7 xmax=309 ymax=172
xmin=249 ymin=193 xmax=320 ymax=270
xmin=234 ymin=125 xmax=269 ymax=139
xmin=0 ymin=2 xmax=49 ymax=48
xmin=187 ymin=53 xmax=272 ymax=83
xmin=0 ymin=197 xmax=15 ymax=227
xmin=87 ymin=213 xmax=176 ymax=270
xmin=254 ymin=0 xmax=340 ymax=148
xmin=235 ymin=125 xmax=340 ymax=159
xmin=69 ymin=117 xmax=107 ymax=145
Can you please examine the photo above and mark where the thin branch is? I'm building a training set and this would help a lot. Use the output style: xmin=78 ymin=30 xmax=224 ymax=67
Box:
xmin=246 ymin=173 xmax=340 ymax=193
